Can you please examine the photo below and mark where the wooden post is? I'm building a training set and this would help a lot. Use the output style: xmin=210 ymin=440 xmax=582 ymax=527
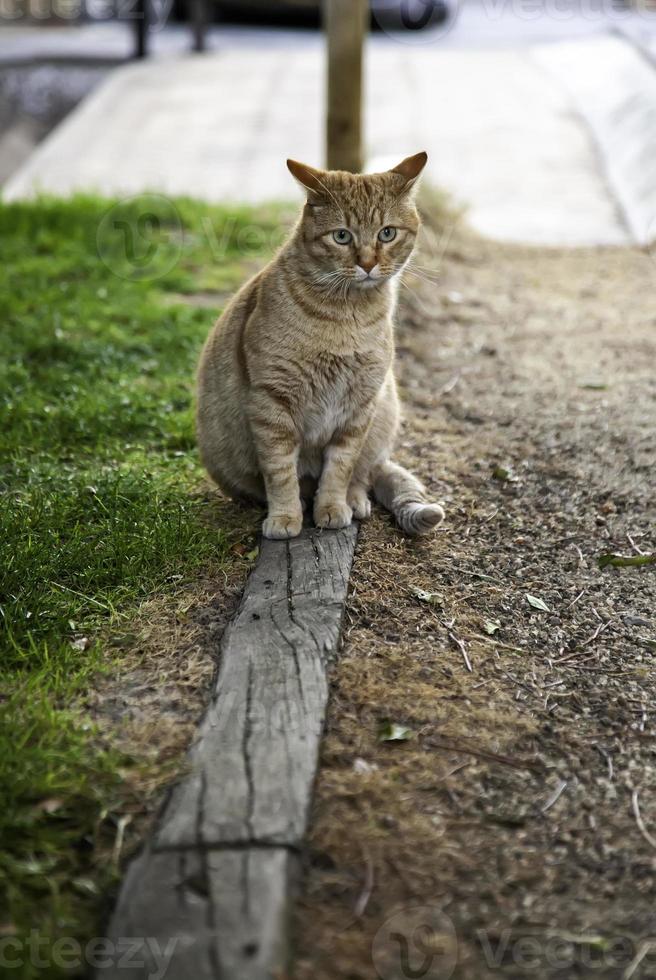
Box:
xmin=324 ymin=0 xmax=368 ymax=173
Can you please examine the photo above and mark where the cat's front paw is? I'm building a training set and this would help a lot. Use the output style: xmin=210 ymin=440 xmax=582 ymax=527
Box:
xmin=262 ymin=512 xmax=303 ymax=540
xmin=314 ymin=499 xmax=353 ymax=530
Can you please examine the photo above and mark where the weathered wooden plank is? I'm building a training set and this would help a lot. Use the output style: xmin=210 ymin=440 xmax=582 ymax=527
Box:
xmin=155 ymin=526 xmax=357 ymax=849
xmin=102 ymin=845 xmax=296 ymax=980
xmin=103 ymin=526 xmax=357 ymax=979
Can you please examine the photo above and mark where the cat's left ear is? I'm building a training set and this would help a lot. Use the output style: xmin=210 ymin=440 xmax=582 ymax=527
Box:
xmin=389 ymin=151 xmax=428 ymax=194
xmin=287 ymin=159 xmax=330 ymax=204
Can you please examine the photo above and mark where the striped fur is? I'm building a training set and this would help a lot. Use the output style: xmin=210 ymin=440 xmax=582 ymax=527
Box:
xmin=196 ymin=152 xmax=444 ymax=539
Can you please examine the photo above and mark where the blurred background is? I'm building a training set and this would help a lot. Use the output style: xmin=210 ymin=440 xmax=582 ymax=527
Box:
xmin=2 ymin=0 xmax=656 ymax=244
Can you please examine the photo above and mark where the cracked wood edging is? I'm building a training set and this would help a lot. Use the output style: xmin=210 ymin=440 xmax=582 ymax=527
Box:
xmin=102 ymin=525 xmax=358 ymax=980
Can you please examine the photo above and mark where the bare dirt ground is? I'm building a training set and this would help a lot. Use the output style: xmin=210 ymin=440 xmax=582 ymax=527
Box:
xmin=293 ymin=215 xmax=656 ymax=979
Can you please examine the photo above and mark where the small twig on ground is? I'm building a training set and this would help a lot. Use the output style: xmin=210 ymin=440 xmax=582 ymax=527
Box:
xmin=499 ymin=668 xmax=539 ymax=699
xmin=426 ymin=735 xmax=542 ymax=772
xmin=448 ymin=630 xmax=472 ymax=672
xmin=438 ymin=372 xmax=461 ymax=396
xmin=627 ymin=532 xmax=646 ymax=556
xmin=442 ymin=761 xmax=470 ymax=780
xmin=564 ymin=590 xmax=586 ymax=610
xmin=111 ymin=814 xmax=132 ymax=868
xmin=453 ymin=590 xmax=492 ymax=605
xmin=551 ymin=650 xmax=598 ymax=667
xmin=445 ymin=565 xmax=506 ymax=586
xmin=353 ymin=848 xmax=375 ymax=919
xmin=631 ymin=789 xmax=656 ymax=850
xmin=569 ymin=543 xmax=585 ymax=566
xmin=595 ymin=745 xmax=613 ymax=780
xmin=580 ymin=618 xmax=614 ymax=647
xmin=542 ymin=779 xmax=568 ymax=813
xmin=472 ymin=633 xmax=524 ymax=652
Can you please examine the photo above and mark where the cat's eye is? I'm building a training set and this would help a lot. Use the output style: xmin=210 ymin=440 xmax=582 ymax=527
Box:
xmin=378 ymin=226 xmax=397 ymax=243
xmin=332 ymin=229 xmax=353 ymax=245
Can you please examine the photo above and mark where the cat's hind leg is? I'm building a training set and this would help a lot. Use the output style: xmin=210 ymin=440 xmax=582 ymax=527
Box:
xmin=372 ymin=460 xmax=444 ymax=535
xmin=347 ymin=481 xmax=372 ymax=520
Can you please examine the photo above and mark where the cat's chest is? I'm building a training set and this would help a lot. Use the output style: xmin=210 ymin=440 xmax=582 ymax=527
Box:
xmin=300 ymin=353 xmax=378 ymax=446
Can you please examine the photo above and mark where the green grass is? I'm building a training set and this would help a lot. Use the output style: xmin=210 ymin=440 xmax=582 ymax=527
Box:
xmin=0 ymin=194 xmax=286 ymax=976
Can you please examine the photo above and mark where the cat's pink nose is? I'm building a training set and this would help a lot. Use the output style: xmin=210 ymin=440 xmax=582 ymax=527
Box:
xmin=359 ymin=257 xmax=376 ymax=274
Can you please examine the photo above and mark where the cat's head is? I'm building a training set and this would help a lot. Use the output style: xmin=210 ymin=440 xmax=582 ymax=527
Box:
xmin=286 ymin=152 xmax=427 ymax=292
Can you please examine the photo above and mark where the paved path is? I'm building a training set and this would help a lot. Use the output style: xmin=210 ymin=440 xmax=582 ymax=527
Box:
xmin=3 ymin=13 xmax=656 ymax=244
xmin=2 ymin=33 xmax=645 ymax=246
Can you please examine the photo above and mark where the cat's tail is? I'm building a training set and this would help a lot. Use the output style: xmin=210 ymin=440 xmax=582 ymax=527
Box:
xmin=372 ymin=460 xmax=444 ymax=535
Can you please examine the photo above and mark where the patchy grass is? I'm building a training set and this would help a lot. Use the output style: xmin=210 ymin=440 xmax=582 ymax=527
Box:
xmin=0 ymin=194 xmax=288 ymax=975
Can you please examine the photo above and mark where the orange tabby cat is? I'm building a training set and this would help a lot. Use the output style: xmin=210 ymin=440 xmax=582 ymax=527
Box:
xmin=197 ymin=152 xmax=444 ymax=539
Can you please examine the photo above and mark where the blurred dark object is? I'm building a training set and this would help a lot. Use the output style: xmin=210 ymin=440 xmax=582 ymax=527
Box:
xmin=169 ymin=0 xmax=451 ymax=31
xmin=149 ymin=0 xmax=452 ymax=57
xmin=213 ymin=0 xmax=321 ymax=23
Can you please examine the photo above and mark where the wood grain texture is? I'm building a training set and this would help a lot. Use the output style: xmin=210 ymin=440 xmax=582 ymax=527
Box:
xmin=102 ymin=845 xmax=296 ymax=980
xmin=103 ymin=527 xmax=357 ymax=979
xmin=156 ymin=526 xmax=357 ymax=849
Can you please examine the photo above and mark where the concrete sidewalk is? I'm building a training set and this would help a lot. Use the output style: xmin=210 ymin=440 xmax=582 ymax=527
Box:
xmin=4 ymin=30 xmax=656 ymax=245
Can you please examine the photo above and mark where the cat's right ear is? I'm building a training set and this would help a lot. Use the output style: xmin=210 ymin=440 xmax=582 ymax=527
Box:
xmin=390 ymin=151 xmax=428 ymax=194
xmin=287 ymin=159 xmax=329 ymax=204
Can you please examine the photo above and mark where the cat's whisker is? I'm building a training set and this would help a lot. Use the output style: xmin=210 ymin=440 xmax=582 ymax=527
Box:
xmin=407 ymin=267 xmax=442 ymax=282
xmin=316 ymin=274 xmax=351 ymax=308
xmin=397 ymin=276 xmax=415 ymax=295
xmin=406 ymin=260 xmax=443 ymax=277
xmin=409 ymin=257 xmax=442 ymax=269
xmin=312 ymin=270 xmax=342 ymax=285
xmin=408 ymin=265 xmax=442 ymax=279
xmin=314 ymin=268 xmax=345 ymax=281
xmin=404 ymin=267 xmax=442 ymax=286
xmin=314 ymin=276 xmax=344 ymax=292
xmin=406 ymin=258 xmax=441 ymax=274
xmin=312 ymin=271 xmax=355 ymax=303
